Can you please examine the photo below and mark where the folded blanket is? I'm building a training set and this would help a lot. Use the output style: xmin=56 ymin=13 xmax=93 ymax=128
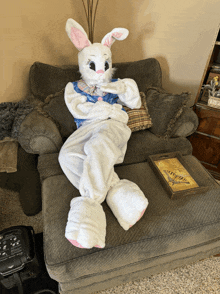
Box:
xmin=0 ymin=99 xmax=34 ymax=141
xmin=0 ymin=137 xmax=18 ymax=173
xmin=0 ymin=98 xmax=36 ymax=173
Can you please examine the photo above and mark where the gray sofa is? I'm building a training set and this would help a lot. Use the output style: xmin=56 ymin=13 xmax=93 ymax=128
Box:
xmin=17 ymin=58 xmax=220 ymax=293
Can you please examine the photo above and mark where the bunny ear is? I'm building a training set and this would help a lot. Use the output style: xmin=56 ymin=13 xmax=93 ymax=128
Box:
xmin=66 ymin=18 xmax=91 ymax=51
xmin=101 ymin=28 xmax=129 ymax=48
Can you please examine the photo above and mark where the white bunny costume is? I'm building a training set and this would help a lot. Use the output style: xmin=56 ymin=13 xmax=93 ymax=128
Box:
xmin=58 ymin=19 xmax=148 ymax=249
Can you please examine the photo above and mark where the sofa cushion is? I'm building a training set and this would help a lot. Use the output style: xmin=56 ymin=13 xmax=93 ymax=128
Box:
xmin=29 ymin=59 xmax=162 ymax=101
xmin=42 ymin=155 xmax=220 ymax=293
xmin=37 ymin=132 xmax=192 ymax=183
xmin=124 ymin=92 xmax=152 ymax=132
xmin=29 ymin=63 xmax=81 ymax=102
xmin=124 ymin=130 xmax=192 ymax=165
xmin=43 ymin=90 xmax=77 ymax=139
xmin=146 ymin=88 xmax=190 ymax=138
xmin=113 ymin=58 xmax=162 ymax=93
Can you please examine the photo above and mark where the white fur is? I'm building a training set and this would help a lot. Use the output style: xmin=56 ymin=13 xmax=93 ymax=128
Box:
xmin=65 ymin=197 xmax=106 ymax=249
xmin=65 ymin=18 xmax=129 ymax=88
xmin=66 ymin=18 xmax=92 ymax=49
xmin=101 ymin=28 xmax=129 ymax=46
xmin=64 ymin=82 xmax=129 ymax=124
xmin=59 ymin=18 xmax=148 ymax=249
xmin=106 ymin=180 xmax=149 ymax=230
xmin=78 ymin=43 xmax=114 ymax=86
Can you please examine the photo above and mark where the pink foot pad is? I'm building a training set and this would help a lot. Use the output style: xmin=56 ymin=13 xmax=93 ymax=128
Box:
xmin=129 ymin=209 xmax=146 ymax=228
xmin=68 ymin=239 xmax=85 ymax=248
xmin=68 ymin=239 xmax=102 ymax=249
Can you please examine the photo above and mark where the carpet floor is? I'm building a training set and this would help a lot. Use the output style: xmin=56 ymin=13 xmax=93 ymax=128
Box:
xmin=1 ymin=187 xmax=220 ymax=294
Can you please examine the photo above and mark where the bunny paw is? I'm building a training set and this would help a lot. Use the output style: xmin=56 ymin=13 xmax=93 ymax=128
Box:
xmin=106 ymin=179 xmax=148 ymax=230
xmin=65 ymin=197 xmax=106 ymax=249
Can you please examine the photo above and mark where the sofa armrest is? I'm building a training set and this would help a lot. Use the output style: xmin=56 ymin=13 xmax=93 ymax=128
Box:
xmin=171 ymin=107 xmax=199 ymax=138
xmin=18 ymin=110 xmax=63 ymax=155
xmin=37 ymin=153 xmax=63 ymax=182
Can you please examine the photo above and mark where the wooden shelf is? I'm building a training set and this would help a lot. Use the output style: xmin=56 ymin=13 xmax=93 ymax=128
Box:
xmin=190 ymin=26 xmax=220 ymax=180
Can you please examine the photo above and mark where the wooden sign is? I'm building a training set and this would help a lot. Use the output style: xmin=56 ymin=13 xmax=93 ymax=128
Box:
xmin=148 ymin=152 xmax=210 ymax=199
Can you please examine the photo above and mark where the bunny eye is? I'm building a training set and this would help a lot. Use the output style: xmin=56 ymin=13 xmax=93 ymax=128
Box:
xmin=105 ymin=61 xmax=109 ymax=71
xmin=89 ymin=61 xmax=96 ymax=71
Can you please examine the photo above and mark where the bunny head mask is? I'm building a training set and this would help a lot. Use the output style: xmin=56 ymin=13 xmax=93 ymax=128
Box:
xmin=66 ymin=18 xmax=129 ymax=87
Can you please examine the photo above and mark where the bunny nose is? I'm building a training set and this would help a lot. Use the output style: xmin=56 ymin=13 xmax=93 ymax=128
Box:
xmin=96 ymin=70 xmax=105 ymax=74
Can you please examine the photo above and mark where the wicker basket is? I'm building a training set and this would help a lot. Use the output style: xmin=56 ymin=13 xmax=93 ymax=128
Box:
xmin=207 ymin=96 xmax=220 ymax=109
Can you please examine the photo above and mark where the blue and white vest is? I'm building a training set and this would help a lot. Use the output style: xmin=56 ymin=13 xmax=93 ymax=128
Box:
xmin=72 ymin=79 xmax=123 ymax=128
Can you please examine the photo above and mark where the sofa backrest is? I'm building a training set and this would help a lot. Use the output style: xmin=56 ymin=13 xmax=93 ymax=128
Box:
xmin=113 ymin=58 xmax=162 ymax=93
xmin=29 ymin=58 xmax=162 ymax=140
xmin=29 ymin=58 xmax=162 ymax=102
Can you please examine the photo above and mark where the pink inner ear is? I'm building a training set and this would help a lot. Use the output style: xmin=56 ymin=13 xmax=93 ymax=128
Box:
xmin=70 ymin=27 xmax=90 ymax=50
xmin=112 ymin=32 xmax=123 ymax=39
xmin=103 ymin=35 xmax=112 ymax=48
xmin=103 ymin=32 xmax=124 ymax=47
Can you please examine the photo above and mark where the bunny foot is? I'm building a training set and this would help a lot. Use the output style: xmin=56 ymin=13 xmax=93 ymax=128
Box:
xmin=65 ymin=197 xmax=106 ymax=249
xmin=106 ymin=179 xmax=148 ymax=230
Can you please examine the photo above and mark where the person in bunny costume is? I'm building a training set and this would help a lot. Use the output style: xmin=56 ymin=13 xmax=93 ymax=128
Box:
xmin=58 ymin=18 xmax=149 ymax=249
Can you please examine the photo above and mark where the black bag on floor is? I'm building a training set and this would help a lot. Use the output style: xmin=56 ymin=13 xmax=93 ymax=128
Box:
xmin=0 ymin=226 xmax=41 ymax=293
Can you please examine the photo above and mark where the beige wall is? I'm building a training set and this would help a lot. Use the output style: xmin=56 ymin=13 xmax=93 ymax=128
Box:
xmin=1 ymin=0 xmax=220 ymax=104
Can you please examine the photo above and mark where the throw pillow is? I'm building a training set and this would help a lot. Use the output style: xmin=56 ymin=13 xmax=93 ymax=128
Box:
xmin=43 ymin=90 xmax=77 ymax=139
xmin=146 ymin=87 xmax=190 ymax=138
xmin=124 ymin=92 xmax=152 ymax=132
xmin=29 ymin=62 xmax=81 ymax=102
